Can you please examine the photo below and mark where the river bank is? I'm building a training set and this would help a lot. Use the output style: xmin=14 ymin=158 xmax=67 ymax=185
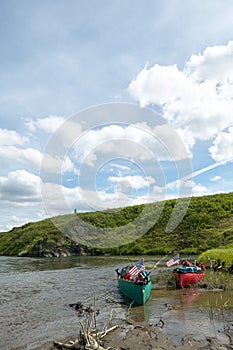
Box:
xmin=23 ymin=326 xmax=233 ymax=350
xmin=1 ymin=256 xmax=232 ymax=349
xmin=103 ymin=322 xmax=233 ymax=350
xmin=27 ymin=288 xmax=233 ymax=350
xmin=26 ymin=292 xmax=233 ymax=350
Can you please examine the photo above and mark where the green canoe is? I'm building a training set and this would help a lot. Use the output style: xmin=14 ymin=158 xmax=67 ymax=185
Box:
xmin=117 ymin=278 xmax=152 ymax=305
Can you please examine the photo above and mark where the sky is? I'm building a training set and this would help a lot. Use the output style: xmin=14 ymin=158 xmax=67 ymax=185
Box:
xmin=1 ymin=0 xmax=233 ymax=234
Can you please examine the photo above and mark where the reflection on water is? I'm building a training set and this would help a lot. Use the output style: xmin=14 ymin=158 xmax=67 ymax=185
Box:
xmin=150 ymin=288 xmax=232 ymax=346
xmin=127 ymin=297 xmax=153 ymax=323
xmin=0 ymin=256 xmax=232 ymax=349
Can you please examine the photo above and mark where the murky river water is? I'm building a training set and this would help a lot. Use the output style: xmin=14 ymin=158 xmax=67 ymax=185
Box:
xmin=0 ymin=256 xmax=232 ymax=349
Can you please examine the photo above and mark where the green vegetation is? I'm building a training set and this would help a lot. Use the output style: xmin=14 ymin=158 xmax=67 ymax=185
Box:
xmin=198 ymin=247 xmax=233 ymax=266
xmin=202 ymin=270 xmax=233 ymax=291
xmin=0 ymin=218 xmax=89 ymax=257
xmin=0 ymin=192 xmax=233 ymax=258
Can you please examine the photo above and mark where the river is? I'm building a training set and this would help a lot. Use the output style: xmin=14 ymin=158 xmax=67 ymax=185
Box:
xmin=0 ymin=256 xmax=232 ymax=349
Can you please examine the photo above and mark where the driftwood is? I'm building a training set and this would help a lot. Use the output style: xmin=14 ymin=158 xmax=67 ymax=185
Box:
xmin=54 ymin=326 xmax=118 ymax=350
xmin=54 ymin=299 xmax=119 ymax=350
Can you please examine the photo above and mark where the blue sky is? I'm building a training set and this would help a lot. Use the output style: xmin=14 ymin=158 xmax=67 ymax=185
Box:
xmin=1 ymin=0 xmax=233 ymax=233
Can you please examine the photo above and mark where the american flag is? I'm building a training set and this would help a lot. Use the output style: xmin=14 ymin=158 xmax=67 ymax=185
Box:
xmin=166 ymin=254 xmax=180 ymax=267
xmin=129 ymin=258 xmax=145 ymax=276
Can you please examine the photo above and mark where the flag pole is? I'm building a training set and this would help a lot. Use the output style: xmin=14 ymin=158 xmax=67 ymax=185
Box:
xmin=150 ymin=250 xmax=180 ymax=271
xmin=150 ymin=252 xmax=172 ymax=271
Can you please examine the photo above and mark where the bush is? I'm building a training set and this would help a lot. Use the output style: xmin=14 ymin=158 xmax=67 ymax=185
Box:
xmin=198 ymin=248 xmax=233 ymax=266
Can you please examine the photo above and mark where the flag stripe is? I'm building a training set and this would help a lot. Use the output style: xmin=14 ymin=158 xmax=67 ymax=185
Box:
xmin=166 ymin=254 xmax=180 ymax=267
xmin=129 ymin=258 xmax=145 ymax=276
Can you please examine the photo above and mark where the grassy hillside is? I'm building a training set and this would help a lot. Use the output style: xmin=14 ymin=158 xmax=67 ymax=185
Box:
xmin=0 ymin=217 xmax=89 ymax=257
xmin=0 ymin=192 xmax=233 ymax=257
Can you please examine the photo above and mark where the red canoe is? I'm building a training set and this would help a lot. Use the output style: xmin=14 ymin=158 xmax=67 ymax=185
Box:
xmin=174 ymin=266 xmax=204 ymax=288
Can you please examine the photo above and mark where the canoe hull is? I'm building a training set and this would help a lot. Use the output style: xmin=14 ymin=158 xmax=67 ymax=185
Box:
xmin=117 ymin=278 xmax=152 ymax=305
xmin=174 ymin=271 xmax=204 ymax=288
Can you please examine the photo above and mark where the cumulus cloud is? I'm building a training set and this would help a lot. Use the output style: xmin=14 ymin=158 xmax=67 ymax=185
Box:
xmin=41 ymin=153 xmax=75 ymax=174
xmin=0 ymin=170 xmax=41 ymax=204
xmin=72 ymin=122 xmax=189 ymax=166
xmin=0 ymin=128 xmax=27 ymax=145
xmin=186 ymin=41 xmax=233 ymax=81
xmin=128 ymin=41 xmax=233 ymax=158
xmin=0 ymin=143 xmax=75 ymax=175
xmin=3 ymin=42 xmax=233 ymax=230
xmin=41 ymin=173 xmax=156 ymax=217
xmin=108 ymin=175 xmax=149 ymax=190
xmin=41 ymin=181 xmax=132 ymax=215
xmin=26 ymin=115 xmax=83 ymax=148
xmin=0 ymin=145 xmax=42 ymax=169
xmin=26 ymin=115 xmax=66 ymax=133
xmin=209 ymin=126 xmax=233 ymax=163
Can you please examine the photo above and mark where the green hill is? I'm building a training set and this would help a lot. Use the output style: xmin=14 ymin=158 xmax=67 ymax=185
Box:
xmin=0 ymin=192 xmax=233 ymax=257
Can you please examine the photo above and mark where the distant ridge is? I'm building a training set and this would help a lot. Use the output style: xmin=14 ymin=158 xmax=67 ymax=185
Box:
xmin=0 ymin=192 xmax=233 ymax=257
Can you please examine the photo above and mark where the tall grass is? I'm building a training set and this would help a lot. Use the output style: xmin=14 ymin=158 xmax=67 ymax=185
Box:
xmin=198 ymin=248 xmax=233 ymax=291
xmin=203 ymin=270 xmax=233 ymax=291
xmin=198 ymin=248 xmax=233 ymax=266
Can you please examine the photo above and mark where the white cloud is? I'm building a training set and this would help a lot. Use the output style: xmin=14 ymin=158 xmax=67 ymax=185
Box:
xmin=62 ymin=156 xmax=76 ymax=173
xmin=152 ymin=184 xmax=165 ymax=194
xmin=26 ymin=116 xmax=66 ymax=133
xmin=41 ymin=153 xmax=76 ymax=174
xmin=0 ymin=170 xmax=41 ymax=204
xmin=211 ymin=175 xmax=221 ymax=182
xmin=128 ymin=41 xmax=233 ymax=147
xmin=41 ymin=181 xmax=129 ymax=214
xmin=209 ymin=126 xmax=233 ymax=163
xmin=26 ymin=116 xmax=83 ymax=149
xmin=0 ymin=145 xmax=42 ymax=169
xmin=0 ymin=212 xmax=44 ymax=232
xmin=41 ymin=182 xmax=83 ymax=215
xmin=151 ymin=124 xmax=191 ymax=160
xmin=128 ymin=64 xmax=192 ymax=108
xmin=2 ymin=3 xmax=233 ymax=233
xmin=41 ymin=174 xmax=156 ymax=216
xmin=186 ymin=41 xmax=233 ymax=82
xmin=72 ymin=122 xmax=190 ymax=167
xmin=176 ymin=127 xmax=195 ymax=157
xmin=0 ymin=144 xmax=75 ymax=175
xmin=108 ymin=163 xmax=131 ymax=172
xmin=108 ymin=175 xmax=149 ymax=190
xmin=0 ymin=128 xmax=27 ymax=145
xmin=166 ymin=178 xmax=209 ymax=198
xmin=191 ymin=183 xmax=209 ymax=197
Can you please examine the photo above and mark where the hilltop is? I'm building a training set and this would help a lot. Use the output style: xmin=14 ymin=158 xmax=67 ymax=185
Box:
xmin=0 ymin=192 xmax=233 ymax=257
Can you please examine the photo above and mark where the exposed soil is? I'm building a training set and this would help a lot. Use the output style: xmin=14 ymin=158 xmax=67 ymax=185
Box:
xmin=30 ymin=316 xmax=232 ymax=350
xmin=102 ymin=320 xmax=233 ymax=350
xmin=17 ymin=288 xmax=233 ymax=350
